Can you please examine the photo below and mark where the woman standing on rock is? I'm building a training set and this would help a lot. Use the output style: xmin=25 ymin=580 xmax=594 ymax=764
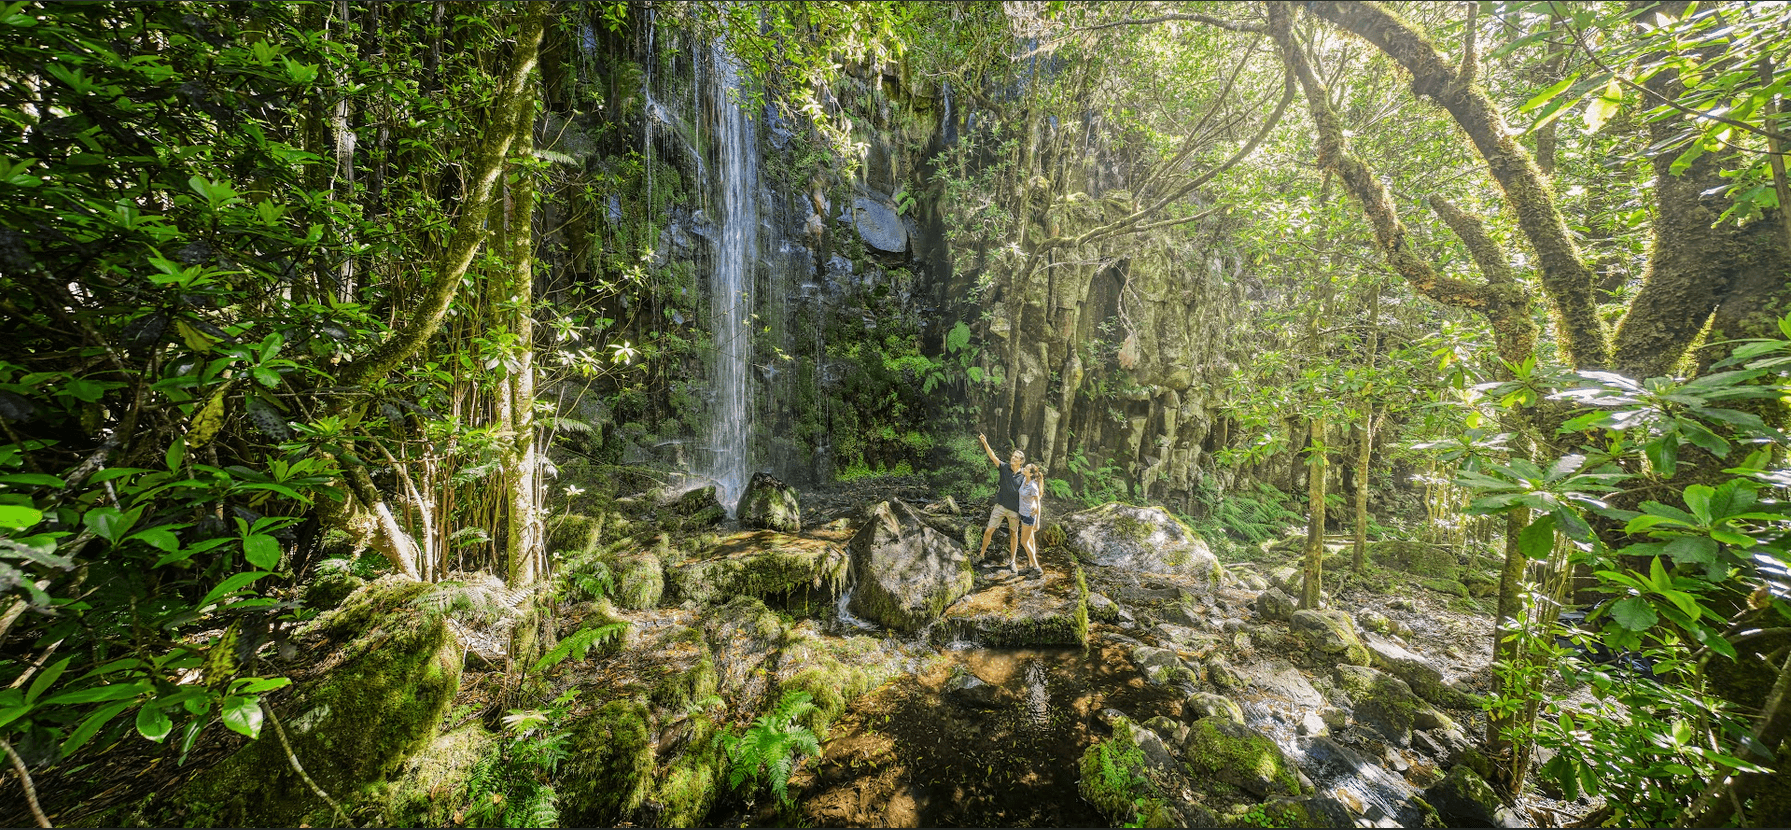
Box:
xmin=1017 ymin=464 xmax=1045 ymax=577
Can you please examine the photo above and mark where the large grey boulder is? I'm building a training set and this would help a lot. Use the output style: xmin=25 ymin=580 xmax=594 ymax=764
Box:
xmin=1292 ymin=609 xmax=1371 ymax=666
xmin=1062 ymin=502 xmax=1222 ymax=579
xmin=1183 ymin=718 xmax=1311 ymax=798
xmin=1424 ymin=765 xmax=1523 ymax=827
xmin=846 ymin=499 xmax=974 ymax=632
xmin=1255 ymin=587 xmax=1298 ymax=621
xmin=738 ymin=471 xmax=801 ymax=533
xmin=846 ymin=193 xmax=908 ymax=253
xmin=1334 ymin=665 xmax=1425 ymax=747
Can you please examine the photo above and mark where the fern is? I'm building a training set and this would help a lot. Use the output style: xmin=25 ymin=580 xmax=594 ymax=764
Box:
xmin=722 ymin=690 xmax=822 ymax=807
xmin=530 ymin=621 xmax=625 ymax=674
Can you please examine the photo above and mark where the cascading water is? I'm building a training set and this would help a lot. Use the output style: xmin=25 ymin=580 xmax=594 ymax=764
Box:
xmin=700 ymin=43 xmax=757 ymax=514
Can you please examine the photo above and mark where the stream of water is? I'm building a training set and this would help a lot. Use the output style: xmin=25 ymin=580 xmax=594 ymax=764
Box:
xmin=700 ymin=43 xmax=756 ymax=515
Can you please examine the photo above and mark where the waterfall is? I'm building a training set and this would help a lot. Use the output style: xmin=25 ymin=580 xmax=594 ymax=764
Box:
xmin=701 ymin=43 xmax=757 ymax=514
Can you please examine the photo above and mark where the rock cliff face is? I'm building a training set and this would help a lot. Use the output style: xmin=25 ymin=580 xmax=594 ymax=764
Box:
xmin=552 ymin=24 xmax=1269 ymax=511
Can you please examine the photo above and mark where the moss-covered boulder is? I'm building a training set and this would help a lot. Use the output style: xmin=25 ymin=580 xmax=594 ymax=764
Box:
xmin=739 ymin=471 xmax=801 ymax=533
xmin=776 ymin=623 xmax=902 ymax=739
xmin=1185 ymin=691 xmax=1245 ymax=723
xmin=668 ymin=530 xmax=848 ymax=606
xmin=1062 ymin=502 xmax=1222 ymax=581
xmin=302 ymin=559 xmax=367 ymax=611
xmin=703 ymin=596 xmax=787 ymax=708
xmin=1363 ymin=633 xmax=1479 ymax=710
xmin=1254 ymin=587 xmax=1297 ymax=621
xmin=846 ymin=499 xmax=974 ymax=632
xmin=560 ymin=698 xmax=655 ymax=825
xmin=661 ymin=485 xmax=726 ymax=530
xmin=1423 ymin=764 xmax=1521 ymax=827
xmin=381 ymin=724 xmax=498 ymax=826
xmin=1369 ymin=540 xmax=1458 ymax=580
xmin=1252 ymin=794 xmax=1356 ymax=828
xmin=1182 ymin=717 xmax=1309 ymax=799
xmin=1333 ymin=665 xmax=1424 ymax=748
xmin=1079 ymin=716 xmax=1179 ymax=827
xmin=1290 ymin=609 xmax=1370 ymax=667
xmin=643 ymin=714 xmax=724 ymax=828
xmin=172 ymin=575 xmax=465 ymax=827
xmin=614 ymin=548 xmax=665 ymax=609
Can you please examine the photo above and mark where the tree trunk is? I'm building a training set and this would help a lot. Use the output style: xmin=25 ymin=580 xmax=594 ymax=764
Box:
xmin=501 ymin=96 xmax=541 ymax=587
xmin=1353 ymin=280 xmax=1381 ymax=573
xmin=1300 ymin=417 xmax=1327 ymax=610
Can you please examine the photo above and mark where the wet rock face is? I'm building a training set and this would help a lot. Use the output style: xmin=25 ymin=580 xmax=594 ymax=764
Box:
xmin=944 ymin=665 xmax=1004 ymax=709
xmin=1364 ymin=632 xmax=1480 ymax=710
xmin=739 ymin=471 xmax=801 ymax=533
xmin=1291 ymin=608 xmax=1371 ymax=666
xmin=1334 ymin=665 xmax=1425 ymax=747
xmin=844 ymin=192 xmax=908 ymax=253
xmin=846 ymin=499 xmax=974 ymax=632
xmin=1062 ymin=503 xmax=1221 ymax=580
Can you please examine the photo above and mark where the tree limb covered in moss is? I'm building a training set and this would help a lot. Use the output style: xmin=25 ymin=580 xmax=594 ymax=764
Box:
xmin=335 ymin=2 xmax=546 ymax=391
xmin=1305 ymin=0 xmax=1610 ymax=369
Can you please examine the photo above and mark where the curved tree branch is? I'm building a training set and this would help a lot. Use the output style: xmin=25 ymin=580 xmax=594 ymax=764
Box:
xmin=1305 ymin=0 xmax=1610 ymax=369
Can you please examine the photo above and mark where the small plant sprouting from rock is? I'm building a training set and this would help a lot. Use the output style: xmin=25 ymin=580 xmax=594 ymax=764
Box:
xmin=721 ymin=689 xmax=822 ymax=807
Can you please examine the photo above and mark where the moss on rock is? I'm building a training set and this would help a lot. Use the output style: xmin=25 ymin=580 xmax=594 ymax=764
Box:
xmin=559 ymin=698 xmax=655 ymax=825
xmin=1078 ymin=719 xmax=1177 ymax=828
xmin=381 ymin=724 xmax=498 ymax=826
xmin=669 ymin=530 xmax=849 ymax=606
xmin=1183 ymin=717 xmax=1309 ymax=799
xmin=1369 ymin=540 xmax=1458 ymax=580
xmin=1290 ymin=608 xmax=1370 ymax=666
xmin=172 ymin=575 xmax=464 ymax=827
xmin=613 ymin=549 xmax=665 ymax=609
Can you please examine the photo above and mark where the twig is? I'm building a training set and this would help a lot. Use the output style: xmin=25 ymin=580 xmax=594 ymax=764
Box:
xmin=268 ymin=706 xmax=353 ymax=827
xmin=1 ymin=736 xmax=50 ymax=828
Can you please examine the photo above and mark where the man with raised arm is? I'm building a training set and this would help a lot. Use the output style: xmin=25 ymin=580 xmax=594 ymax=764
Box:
xmin=976 ymin=433 xmax=1026 ymax=572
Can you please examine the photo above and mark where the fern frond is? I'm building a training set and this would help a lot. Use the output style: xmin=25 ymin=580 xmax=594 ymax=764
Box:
xmin=529 ymin=621 xmax=626 ymax=674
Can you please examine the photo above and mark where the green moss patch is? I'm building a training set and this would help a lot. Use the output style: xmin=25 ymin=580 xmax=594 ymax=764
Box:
xmin=559 ymin=698 xmax=655 ymax=825
xmin=1183 ymin=718 xmax=1308 ymax=799
xmin=381 ymin=724 xmax=498 ymax=826
xmin=1079 ymin=719 xmax=1178 ymax=828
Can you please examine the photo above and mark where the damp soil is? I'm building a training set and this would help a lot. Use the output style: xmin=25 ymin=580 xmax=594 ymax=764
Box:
xmin=792 ymin=640 xmax=1183 ymax=828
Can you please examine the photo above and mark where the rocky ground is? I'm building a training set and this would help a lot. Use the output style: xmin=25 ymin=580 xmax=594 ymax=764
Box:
xmin=9 ymin=474 xmax=1589 ymax=828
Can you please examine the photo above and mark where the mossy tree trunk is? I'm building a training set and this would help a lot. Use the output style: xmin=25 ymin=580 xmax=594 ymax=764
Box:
xmin=1352 ymin=280 xmax=1380 ymax=574
xmin=500 ymin=93 xmax=542 ymax=586
xmin=1300 ymin=417 xmax=1326 ymax=611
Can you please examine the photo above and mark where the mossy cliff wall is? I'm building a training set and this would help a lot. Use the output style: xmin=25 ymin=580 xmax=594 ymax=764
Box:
xmin=540 ymin=9 xmax=1269 ymax=510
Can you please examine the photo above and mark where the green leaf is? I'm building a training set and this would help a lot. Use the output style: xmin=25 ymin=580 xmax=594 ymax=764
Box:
xmin=129 ymin=527 xmax=181 ymax=553
xmin=241 ymin=534 xmax=281 ymax=570
xmin=83 ymin=506 xmax=139 ymax=543
xmin=42 ymin=681 xmax=152 ymax=707
xmin=229 ymin=677 xmax=291 ymax=695
xmin=0 ymin=503 xmax=43 ymax=529
xmin=25 ymin=655 xmax=72 ymax=704
xmin=1610 ymin=596 xmax=1659 ymax=631
xmin=1662 ymin=536 xmax=1718 ymax=565
xmin=63 ymin=699 xmax=136 ymax=757
xmin=221 ymin=694 xmax=263 ymax=739
xmin=198 ymin=571 xmax=272 ymax=609
xmin=166 ymin=438 xmax=186 ymax=472
xmin=0 ymin=473 xmax=66 ymax=488
xmin=1683 ymin=485 xmax=1715 ymax=524
xmin=1520 ymin=74 xmax=1579 ymax=113
xmin=136 ymin=704 xmax=173 ymax=742
xmin=1583 ymin=77 xmax=1621 ymax=133
xmin=1518 ymin=514 xmax=1557 ymax=560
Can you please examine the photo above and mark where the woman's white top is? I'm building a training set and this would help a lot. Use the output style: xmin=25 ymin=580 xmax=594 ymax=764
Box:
xmin=1018 ymin=479 xmax=1042 ymax=517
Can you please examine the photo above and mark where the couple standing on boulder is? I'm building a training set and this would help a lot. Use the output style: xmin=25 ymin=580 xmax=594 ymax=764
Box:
xmin=976 ymin=433 xmax=1045 ymax=577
